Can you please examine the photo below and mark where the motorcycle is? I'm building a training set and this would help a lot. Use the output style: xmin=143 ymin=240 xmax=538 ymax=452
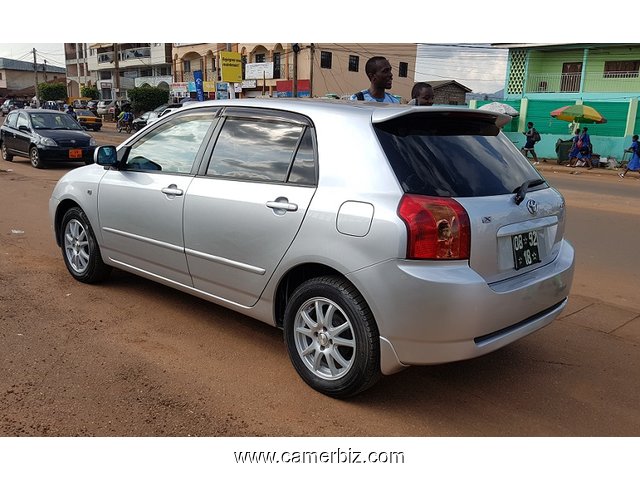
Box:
xmin=117 ymin=111 xmax=134 ymax=133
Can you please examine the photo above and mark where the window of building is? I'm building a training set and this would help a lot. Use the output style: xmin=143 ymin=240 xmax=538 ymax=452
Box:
xmin=321 ymin=51 xmax=332 ymax=69
xmin=99 ymin=71 xmax=111 ymax=80
xmin=0 ymin=72 xmax=3 ymax=80
xmin=140 ymin=68 xmax=153 ymax=77
xmin=183 ymin=60 xmax=191 ymax=73
xmin=348 ymin=55 xmax=359 ymax=72
xmin=603 ymin=60 xmax=640 ymax=78
xmin=255 ymin=53 xmax=266 ymax=63
xmin=274 ymin=52 xmax=281 ymax=79
xmin=399 ymin=62 xmax=408 ymax=78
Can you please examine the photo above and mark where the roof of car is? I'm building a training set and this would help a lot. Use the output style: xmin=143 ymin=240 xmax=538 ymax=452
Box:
xmin=177 ymin=97 xmax=510 ymax=127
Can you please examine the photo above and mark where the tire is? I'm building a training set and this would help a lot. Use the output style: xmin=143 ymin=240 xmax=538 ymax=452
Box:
xmin=60 ymin=207 xmax=112 ymax=284
xmin=283 ymin=276 xmax=380 ymax=398
xmin=29 ymin=146 xmax=45 ymax=169
xmin=93 ymin=126 xmax=101 ymax=131
xmin=1 ymin=143 xmax=13 ymax=162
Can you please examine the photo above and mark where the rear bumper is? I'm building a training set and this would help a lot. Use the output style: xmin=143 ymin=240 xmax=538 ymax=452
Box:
xmin=347 ymin=240 xmax=575 ymax=374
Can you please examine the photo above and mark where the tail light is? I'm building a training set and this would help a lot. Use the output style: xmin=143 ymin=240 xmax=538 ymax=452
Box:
xmin=397 ymin=194 xmax=471 ymax=260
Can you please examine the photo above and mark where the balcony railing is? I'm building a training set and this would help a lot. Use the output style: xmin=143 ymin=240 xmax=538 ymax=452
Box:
xmin=121 ymin=47 xmax=151 ymax=61
xmin=98 ymin=52 xmax=114 ymax=64
xmin=526 ymin=72 xmax=640 ymax=94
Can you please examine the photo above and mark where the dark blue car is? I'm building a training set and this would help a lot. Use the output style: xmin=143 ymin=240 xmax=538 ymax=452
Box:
xmin=0 ymin=109 xmax=96 ymax=168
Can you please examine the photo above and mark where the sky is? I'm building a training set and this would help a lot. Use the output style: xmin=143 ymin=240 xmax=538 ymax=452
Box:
xmin=1 ymin=1 xmax=634 ymax=96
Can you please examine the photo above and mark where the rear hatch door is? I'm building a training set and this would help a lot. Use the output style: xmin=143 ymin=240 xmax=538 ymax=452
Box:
xmin=373 ymin=108 xmax=566 ymax=283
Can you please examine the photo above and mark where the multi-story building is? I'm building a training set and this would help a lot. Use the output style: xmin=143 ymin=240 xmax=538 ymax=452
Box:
xmin=64 ymin=43 xmax=91 ymax=98
xmin=0 ymin=57 xmax=66 ymax=99
xmin=171 ymin=43 xmax=418 ymax=101
xmin=85 ymin=43 xmax=173 ymax=100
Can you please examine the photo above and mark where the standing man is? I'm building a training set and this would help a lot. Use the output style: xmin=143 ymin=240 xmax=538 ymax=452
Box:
xmin=351 ymin=56 xmax=400 ymax=103
xmin=521 ymin=121 xmax=542 ymax=164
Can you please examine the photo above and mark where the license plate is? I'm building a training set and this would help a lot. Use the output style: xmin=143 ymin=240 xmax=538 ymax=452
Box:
xmin=512 ymin=230 xmax=541 ymax=270
xmin=69 ymin=149 xmax=82 ymax=159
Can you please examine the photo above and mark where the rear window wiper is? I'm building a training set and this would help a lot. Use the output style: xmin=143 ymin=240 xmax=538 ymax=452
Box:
xmin=513 ymin=178 xmax=546 ymax=205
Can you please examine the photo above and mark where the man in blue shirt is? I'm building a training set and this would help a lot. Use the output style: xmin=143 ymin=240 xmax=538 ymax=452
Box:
xmin=351 ymin=56 xmax=400 ymax=103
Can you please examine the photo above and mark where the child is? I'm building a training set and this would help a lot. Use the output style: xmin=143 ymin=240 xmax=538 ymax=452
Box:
xmin=619 ymin=135 xmax=640 ymax=178
xmin=568 ymin=128 xmax=581 ymax=166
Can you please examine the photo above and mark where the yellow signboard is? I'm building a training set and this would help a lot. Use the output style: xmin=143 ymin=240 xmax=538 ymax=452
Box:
xmin=220 ymin=52 xmax=242 ymax=83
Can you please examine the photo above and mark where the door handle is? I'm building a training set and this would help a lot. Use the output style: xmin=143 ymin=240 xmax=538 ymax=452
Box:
xmin=266 ymin=197 xmax=298 ymax=213
xmin=161 ymin=184 xmax=184 ymax=197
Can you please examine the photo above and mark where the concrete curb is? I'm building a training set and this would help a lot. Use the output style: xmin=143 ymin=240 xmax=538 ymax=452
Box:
xmin=532 ymin=158 xmax=626 ymax=177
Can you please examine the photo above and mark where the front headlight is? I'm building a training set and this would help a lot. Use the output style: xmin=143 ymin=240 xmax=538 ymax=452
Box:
xmin=90 ymin=138 xmax=96 ymax=146
xmin=38 ymin=136 xmax=58 ymax=147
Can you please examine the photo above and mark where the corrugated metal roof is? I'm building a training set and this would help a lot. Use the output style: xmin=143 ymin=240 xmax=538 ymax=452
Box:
xmin=0 ymin=57 xmax=65 ymax=74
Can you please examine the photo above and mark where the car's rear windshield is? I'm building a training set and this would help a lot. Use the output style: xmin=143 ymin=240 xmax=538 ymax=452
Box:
xmin=374 ymin=112 xmax=545 ymax=197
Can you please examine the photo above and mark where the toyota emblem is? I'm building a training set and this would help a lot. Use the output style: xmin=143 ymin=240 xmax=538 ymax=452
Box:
xmin=526 ymin=199 xmax=538 ymax=215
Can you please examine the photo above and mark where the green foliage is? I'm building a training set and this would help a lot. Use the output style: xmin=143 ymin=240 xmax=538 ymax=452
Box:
xmin=127 ymin=86 xmax=170 ymax=114
xmin=81 ymin=86 xmax=99 ymax=100
xmin=38 ymin=82 xmax=67 ymax=101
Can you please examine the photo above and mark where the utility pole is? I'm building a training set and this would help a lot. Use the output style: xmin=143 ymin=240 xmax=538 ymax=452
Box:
xmin=43 ymin=60 xmax=48 ymax=83
xmin=226 ymin=43 xmax=235 ymax=99
xmin=309 ymin=44 xmax=314 ymax=97
xmin=292 ymin=44 xmax=300 ymax=98
xmin=113 ymin=43 xmax=120 ymax=100
xmin=33 ymin=48 xmax=39 ymax=106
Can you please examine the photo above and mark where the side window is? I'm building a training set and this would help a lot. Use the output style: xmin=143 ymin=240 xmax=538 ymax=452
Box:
xmin=5 ymin=112 xmax=18 ymax=128
xmin=16 ymin=113 xmax=29 ymax=129
xmin=125 ymin=111 xmax=216 ymax=174
xmin=207 ymin=117 xmax=304 ymax=182
xmin=288 ymin=128 xmax=316 ymax=185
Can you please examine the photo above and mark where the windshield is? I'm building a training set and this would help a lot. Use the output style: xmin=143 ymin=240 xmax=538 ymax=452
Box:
xmin=30 ymin=112 xmax=83 ymax=131
xmin=374 ymin=112 xmax=545 ymax=197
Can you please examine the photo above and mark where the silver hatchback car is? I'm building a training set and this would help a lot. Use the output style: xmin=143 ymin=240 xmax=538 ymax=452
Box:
xmin=49 ymin=99 xmax=575 ymax=397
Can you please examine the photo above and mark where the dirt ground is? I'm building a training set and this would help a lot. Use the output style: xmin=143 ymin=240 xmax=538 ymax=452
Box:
xmin=1 ymin=149 xmax=639 ymax=437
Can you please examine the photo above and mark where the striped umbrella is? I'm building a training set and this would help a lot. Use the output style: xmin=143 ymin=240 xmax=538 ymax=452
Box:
xmin=550 ymin=104 xmax=607 ymax=124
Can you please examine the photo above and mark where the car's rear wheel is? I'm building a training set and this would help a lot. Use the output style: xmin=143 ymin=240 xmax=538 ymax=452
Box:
xmin=283 ymin=276 xmax=380 ymax=398
xmin=60 ymin=207 xmax=112 ymax=283
xmin=1 ymin=143 xmax=13 ymax=161
xmin=29 ymin=146 xmax=45 ymax=169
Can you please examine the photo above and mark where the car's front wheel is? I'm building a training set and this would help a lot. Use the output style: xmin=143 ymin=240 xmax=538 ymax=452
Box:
xmin=60 ymin=207 xmax=112 ymax=283
xmin=29 ymin=146 xmax=45 ymax=169
xmin=283 ymin=276 xmax=380 ymax=398
xmin=1 ymin=143 xmax=13 ymax=161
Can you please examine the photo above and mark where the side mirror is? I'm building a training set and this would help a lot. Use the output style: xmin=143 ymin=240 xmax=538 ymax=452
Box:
xmin=18 ymin=125 xmax=30 ymax=132
xmin=94 ymin=145 xmax=118 ymax=167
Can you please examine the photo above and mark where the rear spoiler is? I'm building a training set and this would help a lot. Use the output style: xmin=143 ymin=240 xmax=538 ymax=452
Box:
xmin=371 ymin=107 xmax=513 ymax=128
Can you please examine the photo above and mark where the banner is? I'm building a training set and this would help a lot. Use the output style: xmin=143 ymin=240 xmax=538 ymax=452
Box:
xmin=193 ymin=70 xmax=205 ymax=101
xmin=220 ymin=52 xmax=242 ymax=83
xmin=216 ymin=82 xmax=229 ymax=100
xmin=246 ymin=63 xmax=274 ymax=80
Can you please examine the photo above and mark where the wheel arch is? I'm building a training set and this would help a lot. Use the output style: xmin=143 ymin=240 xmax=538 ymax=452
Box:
xmin=273 ymin=262 xmax=376 ymax=330
xmin=54 ymin=199 xmax=82 ymax=247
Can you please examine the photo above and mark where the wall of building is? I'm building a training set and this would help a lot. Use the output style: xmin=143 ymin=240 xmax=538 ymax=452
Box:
xmin=310 ymin=43 xmax=416 ymax=100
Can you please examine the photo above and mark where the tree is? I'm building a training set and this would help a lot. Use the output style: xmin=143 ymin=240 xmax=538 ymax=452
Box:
xmin=38 ymin=82 xmax=67 ymax=102
xmin=81 ymin=86 xmax=99 ymax=100
xmin=127 ymin=86 xmax=170 ymax=114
